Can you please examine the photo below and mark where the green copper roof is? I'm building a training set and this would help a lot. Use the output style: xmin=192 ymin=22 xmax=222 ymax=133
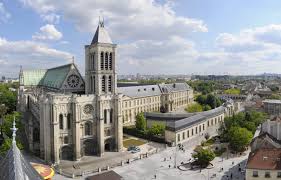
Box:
xmin=22 ymin=64 xmax=73 ymax=89
xmin=22 ymin=70 xmax=47 ymax=86
xmin=40 ymin=64 xmax=71 ymax=89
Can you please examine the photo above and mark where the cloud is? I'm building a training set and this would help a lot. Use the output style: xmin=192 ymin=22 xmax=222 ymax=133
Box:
xmin=0 ymin=2 xmax=11 ymax=23
xmin=0 ymin=37 xmax=72 ymax=76
xmin=18 ymin=0 xmax=207 ymax=42
xmin=32 ymin=24 xmax=63 ymax=41
xmin=41 ymin=13 xmax=60 ymax=24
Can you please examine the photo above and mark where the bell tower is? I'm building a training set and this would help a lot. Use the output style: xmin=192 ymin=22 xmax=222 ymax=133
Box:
xmin=85 ymin=20 xmax=117 ymax=95
xmin=85 ymin=19 xmax=122 ymax=156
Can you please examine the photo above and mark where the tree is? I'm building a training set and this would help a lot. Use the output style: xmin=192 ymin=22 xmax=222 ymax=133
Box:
xmin=148 ymin=123 xmax=165 ymax=136
xmin=228 ymin=127 xmax=253 ymax=152
xmin=0 ymin=138 xmax=24 ymax=156
xmin=203 ymin=105 xmax=212 ymax=111
xmin=135 ymin=113 xmax=146 ymax=132
xmin=196 ymin=95 xmax=207 ymax=105
xmin=186 ymin=103 xmax=203 ymax=112
xmin=192 ymin=148 xmax=215 ymax=167
xmin=2 ymin=112 xmax=22 ymax=137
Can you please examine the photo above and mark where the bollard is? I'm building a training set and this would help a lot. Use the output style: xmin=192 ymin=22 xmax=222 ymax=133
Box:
xmin=98 ymin=168 xmax=101 ymax=173
xmin=107 ymin=166 xmax=110 ymax=170
xmin=59 ymin=169 xmax=62 ymax=174
xmin=121 ymin=160 xmax=124 ymax=166
xmin=146 ymin=152 xmax=148 ymax=158
xmin=72 ymin=174 xmax=75 ymax=178
xmin=127 ymin=159 xmax=130 ymax=164
xmin=140 ymin=154 xmax=142 ymax=159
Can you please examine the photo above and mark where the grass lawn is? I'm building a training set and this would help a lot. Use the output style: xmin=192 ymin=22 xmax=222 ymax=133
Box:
xmin=123 ymin=138 xmax=146 ymax=148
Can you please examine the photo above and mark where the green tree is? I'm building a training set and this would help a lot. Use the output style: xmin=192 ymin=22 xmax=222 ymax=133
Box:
xmin=148 ymin=123 xmax=165 ymax=136
xmin=135 ymin=113 xmax=146 ymax=132
xmin=192 ymin=148 xmax=215 ymax=167
xmin=196 ymin=95 xmax=207 ymax=105
xmin=203 ymin=105 xmax=212 ymax=111
xmin=2 ymin=112 xmax=22 ymax=137
xmin=0 ymin=84 xmax=17 ymax=113
xmin=228 ymin=127 xmax=253 ymax=152
xmin=0 ymin=138 xmax=24 ymax=156
xmin=186 ymin=103 xmax=203 ymax=112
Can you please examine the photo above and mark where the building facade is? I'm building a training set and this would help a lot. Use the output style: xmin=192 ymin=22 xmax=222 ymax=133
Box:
xmin=263 ymin=99 xmax=281 ymax=115
xmin=18 ymin=21 xmax=194 ymax=164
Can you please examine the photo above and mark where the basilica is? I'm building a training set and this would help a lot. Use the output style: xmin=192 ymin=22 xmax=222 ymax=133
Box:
xmin=17 ymin=21 xmax=194 ymax=164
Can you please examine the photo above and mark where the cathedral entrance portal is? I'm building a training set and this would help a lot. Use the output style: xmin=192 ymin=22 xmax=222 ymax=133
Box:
xmin=82 ymin=138 xmax=96 ymax=156
xmin=60 ymin=145 xmax=73 ymax=161
xmin=104 ymin=138 xmax=114 ymax=152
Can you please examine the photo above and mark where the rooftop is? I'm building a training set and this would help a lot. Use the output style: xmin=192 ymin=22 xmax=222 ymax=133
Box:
xmin=86 ymin=170 xmax=123 ymax=180
xmin=263 ymin=99 xmax=281 ymax=104
xmin=247 ymin=148 xmax=281 ymax=170
xmin=91 ymin=20 xmax=113 ymax=44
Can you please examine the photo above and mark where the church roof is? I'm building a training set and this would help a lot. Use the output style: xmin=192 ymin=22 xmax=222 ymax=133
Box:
xmin=0 ymin=119 xmax=43 ymax=180
xmin=0 ymin=143 xmax=44 ymax=180
xmin=91 ymin=21 xmax=113 ymax=44
xmin=21 ymin=63 xmax=84 ymax=90
xmin=22 ymin=69 xmax=47 ymax=86
xmin=39 ymin=64 xmax=71 ymax=89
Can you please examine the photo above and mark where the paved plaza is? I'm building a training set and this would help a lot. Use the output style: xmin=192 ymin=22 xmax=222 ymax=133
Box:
xmin=113 ymin=145 xmax=248 ymax=180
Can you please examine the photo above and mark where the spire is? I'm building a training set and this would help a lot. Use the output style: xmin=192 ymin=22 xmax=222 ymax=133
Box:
xmin=91 ymin=18 xmax=112 ymax=44
xmin=10 ymin=116 xmax=18 ymax=143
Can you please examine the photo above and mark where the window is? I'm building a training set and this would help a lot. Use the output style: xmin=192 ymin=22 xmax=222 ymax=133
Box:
xmin=199 ymin=125 xmax=201 ymax=132
xmin=277 ymin=172 xmax=281 ymax=178
xmin=207 ymin=121 xmax=210 ymax=127
xmin=67 ymin=114 xmax=71 ymax=129
xmin=196 ymin=127 xmax=198 ymax=134
xmin=90 ymin=76 xmax=93 ymax=92
xmin=93 ymin=76 xmax=95 ymax=93
xmin=203 ymin=124 xmax=205 ymax=131
xmin=109 ymin=52 xmax=112 ymax=70
xmin=59 ymin=114 xmax=63 ymax=129
xmin=100 ymin=52 xmax=104 ymax=70
xmin=265 ymin=172 xmax=270 ymax=178
xmin=192 ymin=129 xmax=194 ymax=136
xmin=110 ymin=109 xmax=113 ymax=123
xmin=177 ymin=134 xmax=180 ymax=142
xmin=102 ymin=76 xmax=106 ymax=92
xmin=64 ymin=136 xmax=68 ymax=144
xmin=187 ymin=130 xmax=189 ymax=138
xmin=182 ymin=132 xmax=185 ymax=140
xmin=92 ymin=53 xmax=95 ymax=70
xmin=104 ymin=109 xmax=107 ymax=124
xmin=105 ymin=52 xmax=108 ymax=70
xmin=85 ymin=122 xmax=91 ymax=136
xmin=108 ymin=75 xmax=112 ymax=92
xmin=252 ymin=171 xmax=258 ymax=177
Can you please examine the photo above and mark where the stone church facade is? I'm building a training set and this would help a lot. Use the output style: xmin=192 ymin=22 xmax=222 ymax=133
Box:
xmin=17 ymin=21 xmax=193 ymax=164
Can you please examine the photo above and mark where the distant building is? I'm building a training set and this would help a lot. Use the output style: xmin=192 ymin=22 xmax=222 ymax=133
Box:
xmin=263 ymin=99 xmax=281 ymax=115
xmin=261 ymin=116 xmax=281 ymax=140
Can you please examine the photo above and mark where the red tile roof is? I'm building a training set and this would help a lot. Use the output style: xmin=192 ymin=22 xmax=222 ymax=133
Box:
xmin=247 ymin=148 xmax=281 ymax=170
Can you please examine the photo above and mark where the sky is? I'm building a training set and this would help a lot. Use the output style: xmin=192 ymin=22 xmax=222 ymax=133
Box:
xmin=2 ymin=0 xmax=281 ymax=77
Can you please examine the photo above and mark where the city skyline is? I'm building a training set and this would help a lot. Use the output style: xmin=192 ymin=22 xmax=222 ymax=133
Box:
xmin=2 ymin=0 xmax=281 ymax=76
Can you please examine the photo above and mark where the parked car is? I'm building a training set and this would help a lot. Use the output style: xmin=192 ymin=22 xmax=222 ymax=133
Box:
xmin=127 ymin=146 xmax=141 ymax=153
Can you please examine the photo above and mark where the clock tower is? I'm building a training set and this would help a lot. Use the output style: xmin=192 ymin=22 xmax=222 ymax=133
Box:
xmin=85 ymin=20 xmax=122 ymax=156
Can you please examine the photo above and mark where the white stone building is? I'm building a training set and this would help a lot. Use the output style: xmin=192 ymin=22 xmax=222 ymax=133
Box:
xmin=17 ymin=21 xmax=194 ymax=164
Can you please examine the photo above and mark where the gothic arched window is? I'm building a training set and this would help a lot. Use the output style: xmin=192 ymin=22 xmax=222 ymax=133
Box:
xmin=104 ymin=109 xmax=107 ymax=124
xmin=110 ymin=109 xmax=113 ymax=123
xmin=108 ymin=75 xmax=112 ymax=92
xmin=102 ymin=76 xmax=106 ymax=92
xmin=100 ymin=52 xmax=104 ymax=70
xmin=33 ymin=128 xmax=39 ymax=142
xmin=67 ymin=113 xmax=71 ymax=129
xmin=93 ymin=76 xmax=95 ymax=93
xmin=109 ymin=53 xmax=112 ymax=70
xmin=59 ymin=114 xmax=63 ymax=129
xmin=85 ymin=122 xmax=91 ymax=136
xmin=105 ymin=52 xmax=108 ymax=70
xmin=92 ymin=52 xmax=95 ymax=70
xmin=90 ymin=76 xmax=92 ymax=92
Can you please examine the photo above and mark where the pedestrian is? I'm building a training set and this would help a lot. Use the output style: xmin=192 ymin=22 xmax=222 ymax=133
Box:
xmin=154 ymin=174 xmax=156 ymax=179
xmin=170 ymin=156 xmax=171 ymax=160
xmin=231 ymin=173 xmax=233 ymax=178
xmin=164 ymin=158 xmax=166 ymax=161
xmin=232 ymin=161 xmax=234 ymax=165
xmin=169 ymin=165 xmax=171 ymax=168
